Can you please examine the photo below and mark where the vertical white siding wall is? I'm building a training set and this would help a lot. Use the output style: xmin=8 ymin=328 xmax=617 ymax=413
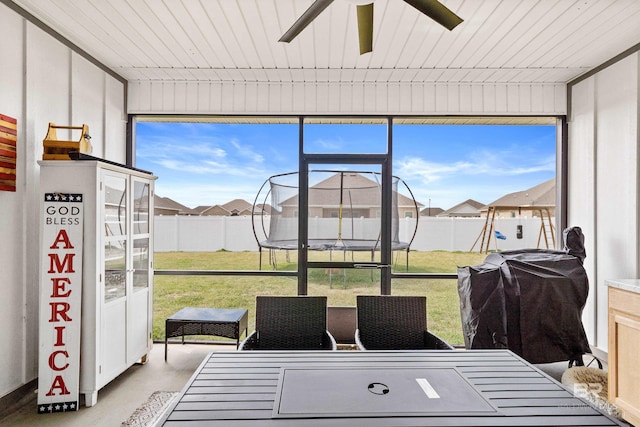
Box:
xmin=568 ymin=78 xmax=597 ymax=343
xmin=568 ymin=52 xmax=640 ymax=352
xmin=0 ymin=5 xmax=27 ymax=402
xmin=0 ymin=3 xmax=127 ymax=399
xmin=128 ymin=81 xmax=567 ymax=116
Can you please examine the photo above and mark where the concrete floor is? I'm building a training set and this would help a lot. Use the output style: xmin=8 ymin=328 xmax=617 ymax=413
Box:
xmin=0 ymin=342 xmax=226 ymax=427
xmin=0 ymin=343 xmax=599 ymax=427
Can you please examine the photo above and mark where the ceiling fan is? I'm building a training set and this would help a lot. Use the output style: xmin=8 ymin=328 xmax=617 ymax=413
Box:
xmin=279 ymin=0 xmax=463 ymax=55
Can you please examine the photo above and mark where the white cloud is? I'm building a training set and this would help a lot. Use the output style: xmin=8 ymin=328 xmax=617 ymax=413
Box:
xmin=230 ymin=139 xmax=264 ymax=163
xmin=309 ymin=137 xmax=343 ymax=151
xmin=396 ymin=158 xmax=475 ymax=184
xmin=396 ymin=149 xmax=556 ymax=210
xmin=397 ymin=150 xmax=555 ymax=186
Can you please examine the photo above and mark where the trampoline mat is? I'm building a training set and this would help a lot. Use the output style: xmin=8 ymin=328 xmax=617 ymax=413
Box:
xmin=260 ymin=239 xmax=410 ymax=251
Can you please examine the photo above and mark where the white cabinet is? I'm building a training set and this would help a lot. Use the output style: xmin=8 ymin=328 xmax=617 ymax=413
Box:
xmin=39 ymin=160 xmax=155 ymax=407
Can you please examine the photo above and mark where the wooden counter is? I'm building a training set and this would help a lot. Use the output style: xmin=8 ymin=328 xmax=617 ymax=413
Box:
xmin=607 ymin=279 xmax=640 ymax=426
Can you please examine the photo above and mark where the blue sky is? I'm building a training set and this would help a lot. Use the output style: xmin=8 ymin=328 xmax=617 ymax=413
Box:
xmin=136 ymin=122 xmax=556 ymax=210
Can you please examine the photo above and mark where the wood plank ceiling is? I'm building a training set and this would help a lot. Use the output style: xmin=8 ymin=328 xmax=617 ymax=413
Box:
xmin=10 ymin=0 xmax=640 ymax=86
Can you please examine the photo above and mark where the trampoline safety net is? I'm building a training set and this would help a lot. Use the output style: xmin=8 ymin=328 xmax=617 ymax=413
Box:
xmin=252 ymin=171 xmax=418 ymax=252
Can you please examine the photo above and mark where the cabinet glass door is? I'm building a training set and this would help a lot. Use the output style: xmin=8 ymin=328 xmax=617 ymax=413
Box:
xmin=132 ymin=238 xmax=150 ymax=291
xmin=103 ymin=173 xmax=127 ymax=302
xmin=128 ymin=176 xmax=153 ymax=364
xmin=132 ymin=179 xmax=151 ymax=291
xmin=132 ymin=180 xmax=150 ymax=234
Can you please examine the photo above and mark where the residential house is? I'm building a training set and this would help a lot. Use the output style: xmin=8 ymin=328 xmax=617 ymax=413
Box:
xmin=201 ymin=199 xmax=253 ymax=216
xmin=277 ymin=172 xmax=422 ymax=219
xmin=192 ymin=205 xmax=212 ymax=215
xmin=192 ymin=200 xmax=274 ymax=216
xmin=154 ymin=195 xmax=197 ymax=216
xmin=436 ymin=199 xmax=484 ymax=217
xmin=254 ymin=203 xmax=275 ymax=215
xmin=481 ymin=179 xmax=555 ymax=219
xmin=420 ymin=207 xmax=444 ymax=217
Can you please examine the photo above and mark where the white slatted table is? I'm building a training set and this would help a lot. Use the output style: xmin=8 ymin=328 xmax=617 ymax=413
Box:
xmin=157 ymin=350 xmax=625 ymax=426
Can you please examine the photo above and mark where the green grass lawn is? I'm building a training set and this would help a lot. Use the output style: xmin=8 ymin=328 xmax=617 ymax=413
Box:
xmin=153 ymin=250 xmax=487 ymax=346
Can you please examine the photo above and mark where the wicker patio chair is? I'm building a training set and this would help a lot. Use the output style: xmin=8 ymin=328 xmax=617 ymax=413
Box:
xmin=239 ymin=296 xmax=337 ymax=350
xmin=355 ymin=295 xmax=454 ymax=350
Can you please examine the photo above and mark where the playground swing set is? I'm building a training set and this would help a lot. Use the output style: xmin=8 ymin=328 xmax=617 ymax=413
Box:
xmin=471 ymin=205 xmax=556 ymax=253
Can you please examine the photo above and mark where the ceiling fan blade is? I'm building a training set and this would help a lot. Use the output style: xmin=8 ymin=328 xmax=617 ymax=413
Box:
xmin=403 ymin=0 xmax=463 ymax=31
xmin=357 ymin=3 xmax=374 ymax=54
xmin=279 ymin=0 xmax=334 ymax=43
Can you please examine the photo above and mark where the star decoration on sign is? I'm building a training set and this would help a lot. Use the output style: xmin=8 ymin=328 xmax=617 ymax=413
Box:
xmin=44 ymin=193 xmax=83 ymax=202
xmin=38 ymin=401 xmax=78 ymax=413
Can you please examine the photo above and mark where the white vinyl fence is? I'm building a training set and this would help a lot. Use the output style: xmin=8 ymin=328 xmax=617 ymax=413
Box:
xmin=154 ymin=216 xmax=556 ymax=253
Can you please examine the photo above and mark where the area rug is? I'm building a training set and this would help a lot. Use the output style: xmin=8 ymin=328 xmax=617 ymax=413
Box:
xmin=561 ymin=367 xmax=623 ymax=421
xmin=121 ymin=391 xmax=178 ymax=427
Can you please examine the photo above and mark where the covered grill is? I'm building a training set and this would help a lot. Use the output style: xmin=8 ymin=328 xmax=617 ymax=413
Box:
xmin=457 ymin=227 xmax=592 ymax=365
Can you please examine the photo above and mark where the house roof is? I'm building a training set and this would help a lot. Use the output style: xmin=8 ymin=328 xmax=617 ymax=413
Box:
xmin=437 ymin=199 xmax=485 ymax=217
xmin=486 ymin=179 xmax=556 ymax=208
xmin=279 ymin=172 xmax=422 ymax=209
xmin=200 ymin=199 xmax=257 ymax=216
xmin=10 ymin=1 xmax=640 ymax=94
xmin=200 ymin=205 xmax=232 ymax=216
xmin=221 ymin=199 xmax=253 ymax=214
xmin=255 ymin=204 xmax=276 ymax=215
xmin=420 ymin=207 xmax=444 ymax=217
xmin=154 ymin=195 xmax=198 ymax=215
xmin=192 ymin=205 xmax=212 ymax=214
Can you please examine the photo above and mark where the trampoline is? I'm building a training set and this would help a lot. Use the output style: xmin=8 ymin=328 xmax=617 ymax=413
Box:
xmin=251 ymin=170 xmax=420 ymax=270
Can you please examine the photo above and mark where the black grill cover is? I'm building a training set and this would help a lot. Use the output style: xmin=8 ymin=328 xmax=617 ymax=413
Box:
xmin=458 ymin=248 xmax=591 ymax=364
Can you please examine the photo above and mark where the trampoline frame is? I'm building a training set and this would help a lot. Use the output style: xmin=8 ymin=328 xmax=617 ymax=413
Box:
xmin=251 ymin=170 xmax=420 ymax=273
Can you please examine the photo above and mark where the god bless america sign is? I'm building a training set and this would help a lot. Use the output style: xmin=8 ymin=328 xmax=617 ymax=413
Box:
xmin=38 ymin=193 xmax=83 ymax=413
